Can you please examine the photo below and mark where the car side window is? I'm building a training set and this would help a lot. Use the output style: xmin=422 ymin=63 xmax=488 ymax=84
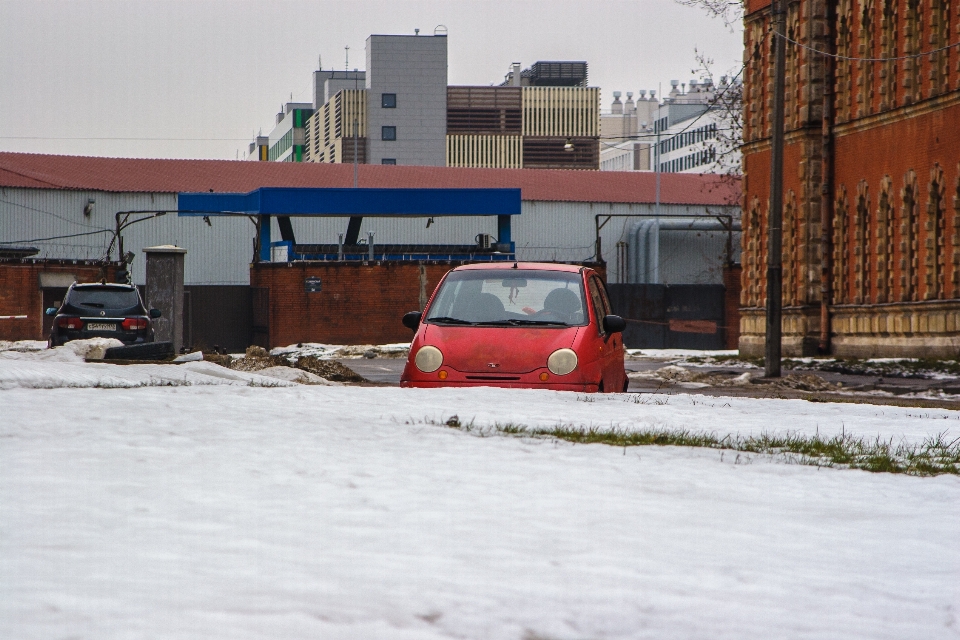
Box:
xmin=586 ymin=278 xmax=607 ymax=335
xmin=595 ymin=278 xmax=613 ymax=317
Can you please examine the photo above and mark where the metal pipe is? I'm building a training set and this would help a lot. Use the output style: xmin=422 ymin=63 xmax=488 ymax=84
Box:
xmin=766 ymin=0 xmax=787 ymax=378
xmin=819 ymin=1 xmax=837 ymax=354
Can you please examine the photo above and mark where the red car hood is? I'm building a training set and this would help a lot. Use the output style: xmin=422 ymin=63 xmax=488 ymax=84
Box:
xmin=422 ymin=325 xmax=580 ymax=374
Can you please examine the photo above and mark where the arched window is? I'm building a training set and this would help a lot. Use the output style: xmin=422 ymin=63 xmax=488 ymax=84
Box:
xmin=836 ymin=0 xmax=854 ymax=122
xmin=925 ymin=164 xmax=947 ymax=300
xmin=783 ymin=191 xmax=797 ymax=306
xmin=929 ymin=0 xmax=950 ymax=96
xmin=834 ymin=185 xmax=850 ymax=304
xmin=855 ymin=181 xmax=872 ymax=303
xmin=858 ymin=0 xmax=877 ymax=117
xmin=879 ymin=0 xmax=899 ymax=110
xmin=900 ymin=169 xmax=920 ymax=301
xmin=903 ymin=0 xmax=924 ymax=104
xmin=876 ymin=176 xmax=895 ymax=302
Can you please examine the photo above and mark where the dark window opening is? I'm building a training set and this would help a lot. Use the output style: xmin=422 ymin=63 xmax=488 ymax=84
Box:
xmin=381 ymin=93 xmax=397 ymax=108
xmin=381 ymin=158 xmax=397 ymax=165
xmin=382 ymin=126 xmax=396 ymax=141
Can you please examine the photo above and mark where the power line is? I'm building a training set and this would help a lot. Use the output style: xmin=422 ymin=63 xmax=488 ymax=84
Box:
xmin=0 ymin=198 xmax=111 ymax=231
xmin=776 ymin=30 xmax=960 ymax=62
xmin=0 ymin=229 xmax=112 ymax=245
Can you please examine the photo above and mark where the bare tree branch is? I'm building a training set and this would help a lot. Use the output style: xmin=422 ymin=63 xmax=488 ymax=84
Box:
xmin=674 ymin=0 xmax=744 ymax=29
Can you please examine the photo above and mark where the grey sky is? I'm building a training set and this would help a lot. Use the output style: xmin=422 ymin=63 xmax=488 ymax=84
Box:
xmin=0 ymin=0 xmax=743 ymax=160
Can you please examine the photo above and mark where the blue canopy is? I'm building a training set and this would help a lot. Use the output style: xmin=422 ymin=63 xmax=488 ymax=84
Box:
xmin=177 ymin=187 xmax=521 ymax=217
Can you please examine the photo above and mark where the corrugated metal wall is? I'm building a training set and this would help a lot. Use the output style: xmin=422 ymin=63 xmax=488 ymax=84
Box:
xmin=1 ymin=187 xmax=739 ymax=286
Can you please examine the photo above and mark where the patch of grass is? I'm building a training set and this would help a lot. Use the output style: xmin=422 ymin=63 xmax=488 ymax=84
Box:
xmin=436 ymin=419 xmax=960 ymax=476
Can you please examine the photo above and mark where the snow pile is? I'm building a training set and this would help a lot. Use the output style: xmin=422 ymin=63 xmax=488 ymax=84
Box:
xmin=0 ymin=339 xmax=47 ymax=353
xmin=1 ymin=385 xmax=957 ymax=639
xmin=0 ymin=356 xmax=299 ymax=390
xmin=627 ymin=348 xmax=739 ymax=359
xmin=0 ymin=337 xmax=123 ymax=362
xmin=270 ymin=342 xmax=410 ymax=360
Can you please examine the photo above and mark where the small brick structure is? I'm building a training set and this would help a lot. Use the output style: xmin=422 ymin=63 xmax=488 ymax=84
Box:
xmin=250 ymin=260 xmax=606 ymax=348
xmin=0 ymin=260 xmax=120 ymax=341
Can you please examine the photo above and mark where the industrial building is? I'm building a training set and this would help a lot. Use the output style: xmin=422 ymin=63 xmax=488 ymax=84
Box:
xmin=1 ymin=152 xmax=740 ymax=349
xmin=251 ymin=33 xmax=601 ymax=170
xmin=599 ymin=78 xmax=741 ymax=175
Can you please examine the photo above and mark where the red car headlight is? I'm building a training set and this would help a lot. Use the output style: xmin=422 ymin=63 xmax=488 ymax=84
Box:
xmin=415 ymin=345 xmax=443 ymax=373
xmin=547 ymin=349 xmax=578 ymax=376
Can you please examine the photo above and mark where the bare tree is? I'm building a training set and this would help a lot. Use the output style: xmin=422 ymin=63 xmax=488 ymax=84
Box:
xmin=674 ymin=0 xmax=744 ymax=28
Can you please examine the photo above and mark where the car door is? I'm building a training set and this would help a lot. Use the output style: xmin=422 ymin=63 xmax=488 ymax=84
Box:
xmin=594 ymin=276 xmax=626 ymax=391
xmin=586 ymin=275 xmax=620 ymax=392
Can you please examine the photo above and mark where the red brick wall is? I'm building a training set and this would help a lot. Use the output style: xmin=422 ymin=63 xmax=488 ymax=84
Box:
xmin=0 ymin=261 xmax=120 ymax=341
xmin=723 ymin=263 xmax=743 ymax=350
xmin=250 ymin=261 xmax=607 ymax=348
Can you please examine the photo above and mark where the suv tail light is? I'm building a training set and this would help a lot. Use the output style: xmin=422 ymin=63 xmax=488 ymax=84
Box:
xmin=56 ymin=317 xmax=82 ymax=330
xmin=121 ymin=317 xmax=149 ymax=330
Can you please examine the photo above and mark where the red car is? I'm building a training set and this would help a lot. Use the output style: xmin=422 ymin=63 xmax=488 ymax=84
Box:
xmin=400 ymin=263 xmax=628 ymax=392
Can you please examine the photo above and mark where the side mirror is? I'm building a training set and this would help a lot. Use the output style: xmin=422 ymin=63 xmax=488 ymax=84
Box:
xmin=45 ymin=307 xmax=58 ymax=316
xmin=402 ymin=311 xmax=422 ymax=330
xmin=602 ymin=315 xmax=627 ymax=334
xmin=149 ymin=308 xmax=162 ymax=319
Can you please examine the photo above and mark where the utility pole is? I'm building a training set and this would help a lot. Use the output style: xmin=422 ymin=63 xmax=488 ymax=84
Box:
xmin=765 ymin=0 xmax=787 ymax=378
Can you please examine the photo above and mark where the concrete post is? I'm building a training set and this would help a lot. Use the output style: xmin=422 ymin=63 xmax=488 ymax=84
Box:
xmin=143 ymin=245 xmax=187 ymax=353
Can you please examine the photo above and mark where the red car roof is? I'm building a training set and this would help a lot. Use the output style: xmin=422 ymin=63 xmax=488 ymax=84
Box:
xmin=453 ymin=262 xmax=585 ymax=273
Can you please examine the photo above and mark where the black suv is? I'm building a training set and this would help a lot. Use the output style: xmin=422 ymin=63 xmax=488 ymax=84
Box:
xmin=46 ymin=283 xmax=161 ymax=347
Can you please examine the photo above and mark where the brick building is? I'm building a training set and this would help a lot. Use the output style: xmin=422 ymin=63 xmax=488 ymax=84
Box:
xmin=740 ymin=0 xmax=960 ymax=357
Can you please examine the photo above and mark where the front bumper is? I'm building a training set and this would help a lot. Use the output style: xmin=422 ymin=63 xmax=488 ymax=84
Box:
xmin=402 ymin=379 xmax=599 ymax=392
xmin=401 ymin=366 xmax=598 ymax=392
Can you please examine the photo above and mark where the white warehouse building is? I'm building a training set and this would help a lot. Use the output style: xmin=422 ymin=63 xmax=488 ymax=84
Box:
xmin=1 ymin=153 xmax=740 ymax=286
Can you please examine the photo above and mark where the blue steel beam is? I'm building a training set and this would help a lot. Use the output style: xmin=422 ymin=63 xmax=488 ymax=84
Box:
xmin=177 ymin=187 xmax=521 ymax=217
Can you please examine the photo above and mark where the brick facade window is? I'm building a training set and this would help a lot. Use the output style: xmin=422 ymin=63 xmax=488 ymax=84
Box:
xmin=857 ymin=0 xmax=876 ymax=118
xmin=833 ymin=185 xmax=850 ymax=304
xmin=879 ymin=0 xmax=898 ymax=110
xmin=900 ymin=169 xmax=920 ymax=301
xmin=903 ymin=0 xmax=924 ymax=104
xmin=876 ymin=176 xmax=895 ymax=303
xmin=929 ymin=0 xmax=951 ymax=96
xmin=926 ymin=164 xmax=947 ymax=299
xmin=855 ymin=181 xmax=872 ymax=304
xmin=836 ymin=0 xmax=854 ymax=122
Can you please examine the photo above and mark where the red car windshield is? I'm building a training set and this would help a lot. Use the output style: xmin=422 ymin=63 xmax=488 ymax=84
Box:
xmin=425 ymin=270 xmax=587 ymax=326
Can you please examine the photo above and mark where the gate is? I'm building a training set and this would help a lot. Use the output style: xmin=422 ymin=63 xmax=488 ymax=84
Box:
xmin=607 ymin=284 xmax=727 ymax=350
xmin=251 ymin=287 xmax=270 ymax=348
xmin=181 ymin=285 xmax=253 ymax=353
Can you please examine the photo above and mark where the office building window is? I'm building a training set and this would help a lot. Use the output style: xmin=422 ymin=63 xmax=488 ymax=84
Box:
xmin=381 ymin=158 xmax=397 ymax=165
xmin=381 ymin=93 xmax=397 ymax=108
xmin=382 ymin=126 xmax=396 ymax=141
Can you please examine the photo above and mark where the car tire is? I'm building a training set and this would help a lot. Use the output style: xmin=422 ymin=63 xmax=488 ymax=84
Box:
xmin=104 ymin=341 xmax=175 ymax=361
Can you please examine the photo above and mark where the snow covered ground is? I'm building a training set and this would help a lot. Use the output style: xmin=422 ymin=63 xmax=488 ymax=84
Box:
xmin=2 ymin=357 xmax=959 ymax=638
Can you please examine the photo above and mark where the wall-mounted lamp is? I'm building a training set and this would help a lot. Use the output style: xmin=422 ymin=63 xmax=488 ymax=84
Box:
xmin=563 ymin=138 xmax=575 ymax=152
xmin=83 ymin=198 xmax=95 ymax=217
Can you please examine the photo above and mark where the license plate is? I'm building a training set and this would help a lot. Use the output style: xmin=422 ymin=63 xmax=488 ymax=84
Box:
xmin=86 ymin=322 xmax=117 ymax=331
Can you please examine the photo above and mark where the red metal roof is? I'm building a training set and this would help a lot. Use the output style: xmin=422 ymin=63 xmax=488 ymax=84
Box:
xmin=0 ymin=152 xmax=740 ymax=206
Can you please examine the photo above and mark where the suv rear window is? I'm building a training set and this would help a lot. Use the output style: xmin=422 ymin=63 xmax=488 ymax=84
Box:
xmin=68 ymin=288 xmax=140 ymax=310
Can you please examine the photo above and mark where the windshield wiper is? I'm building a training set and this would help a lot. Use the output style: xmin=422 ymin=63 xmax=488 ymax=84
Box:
xmin=427 ymin=316 xmax=475 ymax=325
xmin=482 ymin=319 xmax=568 ymax=326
